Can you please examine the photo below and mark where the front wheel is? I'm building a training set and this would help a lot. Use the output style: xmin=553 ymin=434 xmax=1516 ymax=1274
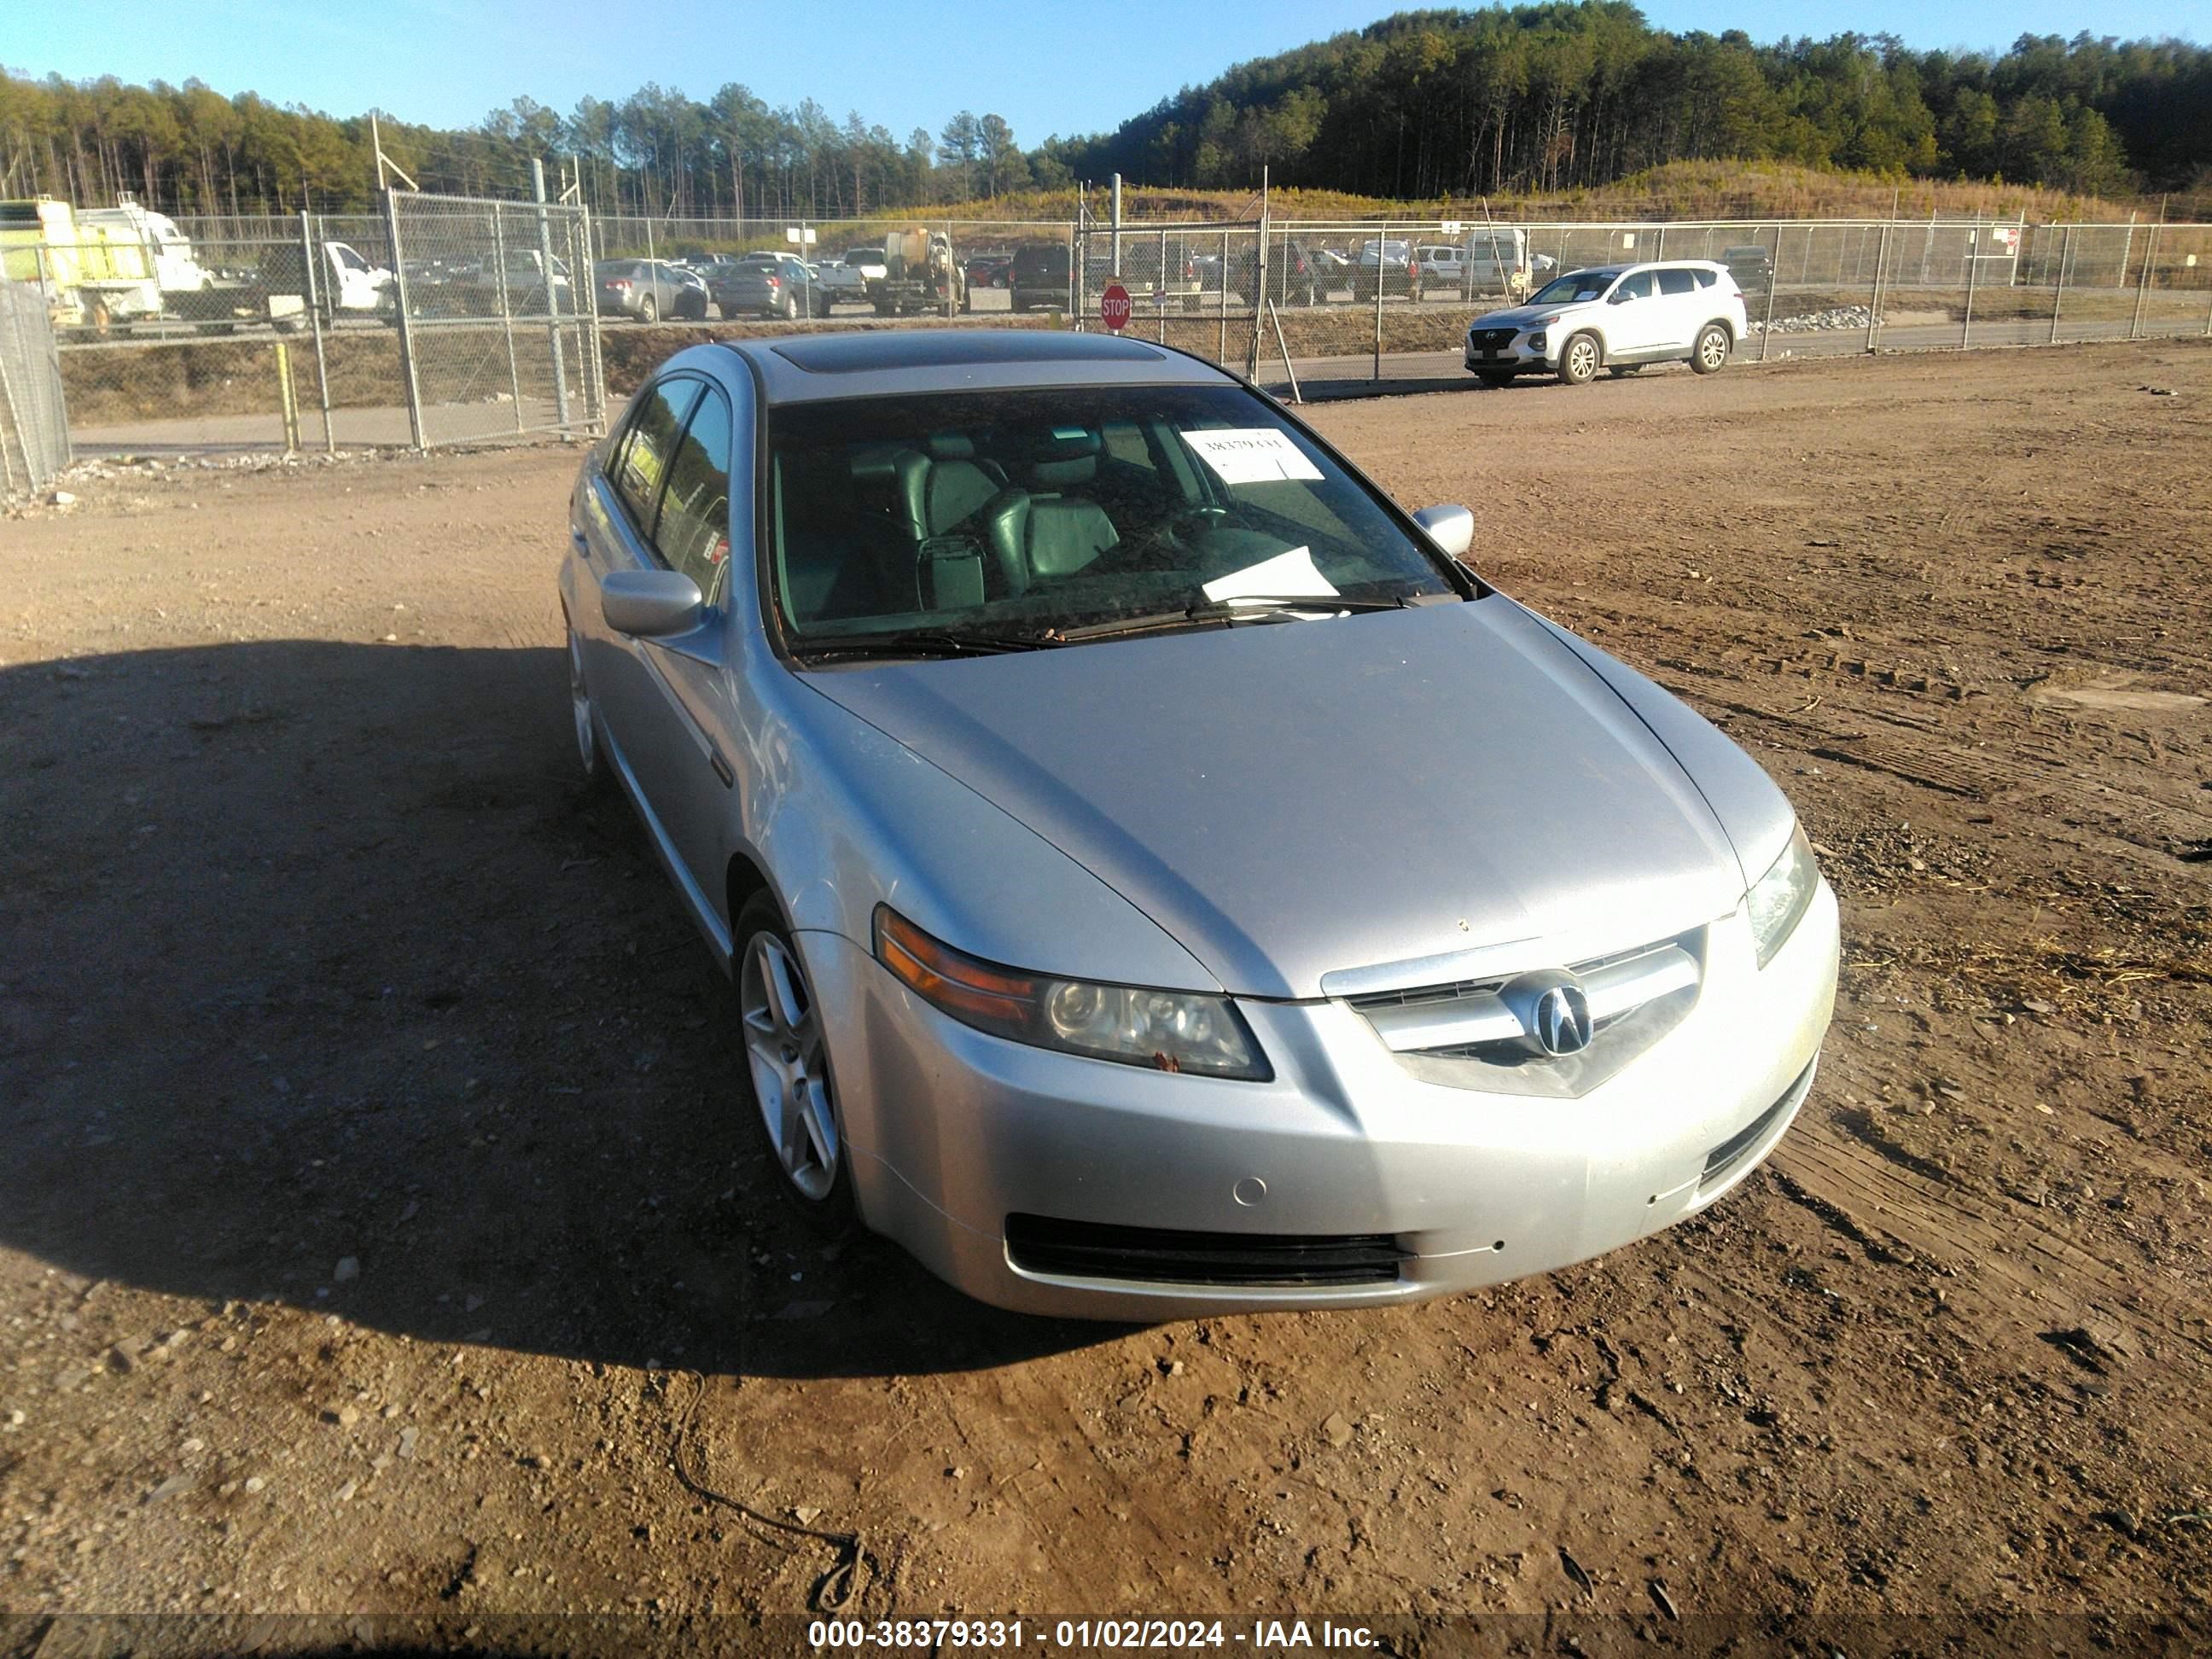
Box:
xmin=567 ymin=622 xmax=609 ymax=793
xmin=779 ymin=292 xmax=799 ymax=322
xmin=1691 ymin=323 xmax=1731 ymax=375
xmin=1557 ymin=332 xmax=1601 ymax=386
xmin=735 ymin=895 xmax=853 ymax=1227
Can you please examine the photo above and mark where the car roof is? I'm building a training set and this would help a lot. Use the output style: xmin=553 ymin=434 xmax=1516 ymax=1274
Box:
xmin=721 ymin=329 xmax=1232 ymax=405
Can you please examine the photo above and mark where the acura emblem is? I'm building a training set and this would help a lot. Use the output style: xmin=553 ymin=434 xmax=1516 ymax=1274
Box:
xmin=1532 ymin=982 xmax=1593 ymax=1056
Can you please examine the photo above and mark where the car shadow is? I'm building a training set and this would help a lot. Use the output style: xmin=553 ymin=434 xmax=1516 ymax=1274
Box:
xmin=0 ymin=641 xmax=1115 ymax=1378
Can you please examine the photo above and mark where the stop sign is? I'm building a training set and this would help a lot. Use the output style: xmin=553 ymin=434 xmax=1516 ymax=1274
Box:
xmin=1100 ymin=283 xmax=1132 ymax=332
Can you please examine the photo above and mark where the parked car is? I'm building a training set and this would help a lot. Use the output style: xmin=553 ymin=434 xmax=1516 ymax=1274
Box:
xmin=1351 ymin=238 xmax=1416 ymax=300
xmin=1723 ymin=244 xmax=1774 ymax=290
xmin=965 ymin=252 xmax=1014 ymax=288
xmin=709 ymin=253 xmax=827 ymax=320
xmin=1413 ymin=244 xmax=1465 ymax=295
xmin=560 ymin=329 xmax=1838 ymax=1318
xmin=1463 ymin=260 xmax=1749 ymax=386
xmin=595 ymin=259 xmax=709 ymax=323
xmin=1229 ymin=239 xmax=1324 ymax=307
xmin=818 ymin=247 xmax=886 ymax=307
xmin=1010 ymin=242 xmax=1071 ymax=311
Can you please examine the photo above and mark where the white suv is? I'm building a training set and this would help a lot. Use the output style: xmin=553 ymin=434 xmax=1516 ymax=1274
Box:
xmin=1464 ymin=260 xmax=1749 ymax=386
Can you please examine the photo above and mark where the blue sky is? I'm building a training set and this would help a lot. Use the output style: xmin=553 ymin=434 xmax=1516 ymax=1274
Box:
xmin=4 ymin=0 xmax=2203 ymax=147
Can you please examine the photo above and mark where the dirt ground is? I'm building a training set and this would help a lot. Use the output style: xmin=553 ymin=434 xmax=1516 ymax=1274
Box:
xmin=3 ymin=340 xmax=2209 ymax=1650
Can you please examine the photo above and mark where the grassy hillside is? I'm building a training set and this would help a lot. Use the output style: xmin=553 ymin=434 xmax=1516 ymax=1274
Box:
xmin=954 ymin=162 xmax=2154 ymax=226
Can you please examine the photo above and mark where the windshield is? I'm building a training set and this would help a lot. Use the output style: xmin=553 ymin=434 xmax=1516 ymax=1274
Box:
xmin=765 ymin=384 xmax=1461 ymax=650
xmin=1528 ymin=270 xmax=1615 ymax=305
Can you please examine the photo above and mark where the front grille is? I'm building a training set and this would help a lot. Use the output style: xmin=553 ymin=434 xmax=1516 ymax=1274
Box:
xmin=1473 ymin=328 xmax=1516 ymax=349
xmin=1004 ymin=1214 xmax=1405 ymax=1287
xmin=1347 ymin=931 xmax=1706 ymax=1098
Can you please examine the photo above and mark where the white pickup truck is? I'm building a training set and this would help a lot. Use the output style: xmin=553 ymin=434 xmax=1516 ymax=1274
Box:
xmin=818 ymin=247 xmax=886 ymax=307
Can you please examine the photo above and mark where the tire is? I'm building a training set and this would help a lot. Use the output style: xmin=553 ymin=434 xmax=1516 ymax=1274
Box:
xmin=733 ymin=894 xmax=855 ymax=1230
xmin=1557 ymin=332 xmax=1602 ymax=386
xmin=1691 ymin=323 xmax=1731 ymax=375
xmin=567 ymin=620 xmax=610 ymax=794
xmin=717 ymin=300 xmax=738 ymax=320
xmin=779 ymin=292 xmax=798 ymax=322
xmin=637 ymin=294 xmax=656 ymax=323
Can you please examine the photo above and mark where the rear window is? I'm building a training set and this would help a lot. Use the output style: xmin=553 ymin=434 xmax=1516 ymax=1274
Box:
xmin=1014 ymin=246 xmax=1070 ymax=280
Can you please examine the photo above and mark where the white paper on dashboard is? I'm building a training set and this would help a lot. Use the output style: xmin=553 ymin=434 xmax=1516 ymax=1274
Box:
xmin=1180 ymin=427 xmax=1324 ymax=485
xmin=1201 ymin=546 xmax=1342 ymax=603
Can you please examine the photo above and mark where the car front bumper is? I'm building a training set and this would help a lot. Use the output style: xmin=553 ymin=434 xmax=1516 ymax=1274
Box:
xmin=1466 ymin=333 xmax=1556 ymax=372
xmin=800 ymin=883 xmax=1840 ymax=1319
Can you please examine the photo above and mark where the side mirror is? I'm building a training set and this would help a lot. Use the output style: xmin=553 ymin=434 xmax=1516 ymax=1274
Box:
xmin=1413 ymin=504 xmax=1475 ymax=562
xmin=602 ymin=568 xmax=704 ymax=637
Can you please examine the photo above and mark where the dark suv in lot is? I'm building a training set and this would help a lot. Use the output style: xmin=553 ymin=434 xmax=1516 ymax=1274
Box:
xmin=1723 ymin=245 xmax=1774 ymax=290
xmin=1010 ymin=244 xmax=1071 ymax=312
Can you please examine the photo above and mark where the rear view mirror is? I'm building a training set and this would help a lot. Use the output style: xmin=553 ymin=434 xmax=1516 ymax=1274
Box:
xmin=602 ymin=568 xmax=704 ymax=637
xmin=1413 ymin=504 xmax=1475 ymax=561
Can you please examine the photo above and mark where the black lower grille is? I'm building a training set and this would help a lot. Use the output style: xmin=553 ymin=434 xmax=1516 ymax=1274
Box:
xmin=1005 ymin=1214 xmax=1405 ymax=1287
xmin=1702 ymin=1063 xmax=1812 ymax=1185
xmin=1474 ymin=328 xmax=1516 ymax=349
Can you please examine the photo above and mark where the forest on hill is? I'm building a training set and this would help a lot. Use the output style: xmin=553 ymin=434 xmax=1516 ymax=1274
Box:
xmin=0 ymin=5 xmax=2205 ymax=219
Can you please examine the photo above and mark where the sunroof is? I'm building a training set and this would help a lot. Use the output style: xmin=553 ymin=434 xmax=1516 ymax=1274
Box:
xmin=767 ymin=331 xmax=1167 ymax=375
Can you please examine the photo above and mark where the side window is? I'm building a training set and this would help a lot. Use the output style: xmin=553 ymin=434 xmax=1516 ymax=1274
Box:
xmin=1657 ymin=268 xmax=1697 ymax=297
xmin=1613 ymin=271 xmax=1656 ymax=301
xmin=654 ymin=389 xmax=734 ymax=606
xmin=613 ymin=378 xmax=702 ymax=538
xmin=1693 ymin=267 xmax=1718 ymax=288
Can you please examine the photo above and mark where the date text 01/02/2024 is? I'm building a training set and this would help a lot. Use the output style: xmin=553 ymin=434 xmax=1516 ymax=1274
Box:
xmin=807 ymin=1618 xmax=1381 ymax=1650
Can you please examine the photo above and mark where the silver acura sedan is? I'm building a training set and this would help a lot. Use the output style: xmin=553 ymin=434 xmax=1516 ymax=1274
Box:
xmin=560 ymin=330 xmax=1838 ymax=1319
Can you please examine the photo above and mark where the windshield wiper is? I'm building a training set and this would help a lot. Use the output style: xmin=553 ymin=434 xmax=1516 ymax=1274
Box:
xmin=1055 ymin=593 xmax=1406 ymax=643
xmin=791 ymin=627 xmax=1058 ymax=662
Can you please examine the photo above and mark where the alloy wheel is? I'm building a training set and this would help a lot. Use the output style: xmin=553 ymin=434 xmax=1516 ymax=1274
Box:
xmin=739 ymin=932 xmax=841 ymax=1202
xmin=568 ymin=628 xmax=598 ymax=776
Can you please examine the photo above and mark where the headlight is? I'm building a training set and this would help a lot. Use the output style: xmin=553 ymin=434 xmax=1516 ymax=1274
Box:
xmin=874 ymin=906 xmax=1270 ymax=1080
xmin=1745 ymin=823 xmax=1821 ymax=969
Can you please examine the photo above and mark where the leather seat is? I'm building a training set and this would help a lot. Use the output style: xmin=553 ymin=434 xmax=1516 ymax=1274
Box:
xmin=981 ymin=491 xmax=1119 ymax=596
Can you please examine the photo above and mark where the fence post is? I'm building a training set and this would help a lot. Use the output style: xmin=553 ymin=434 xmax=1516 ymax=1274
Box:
xmin=2130 ymin=222 xmax=2159 ymax=341
xmin=381 ymin=186 xmax=426 ymax=450
xmin=580 ymin=207 xmax=607 ymax=428
xmin=2051 ymin=225 xmax=2071 ymax=345
xmin=300 ymin=209 xmax=335 ymax=453
xmin=492 ymin=204 xmax=525 ymax=434
xmin=1962 ymin=224 xmax=1979 ymax=349
xmin=274 ymin=341 xmax=300 ymax=453
xmin=1866 ymin=221 xmax=1889 ymax=352
xmin=1218 ymin=228 xmax=1229 ymax=364
xmin=1373 ymin=222 xmax=1387 ymax=382
xmin=1757 ymin=223 xmax=1780 ymax=361
xmin=1158 ymin=226 xmax=1167 ymax=344
xmin=533 ymin=160 xmax=573 ymax=433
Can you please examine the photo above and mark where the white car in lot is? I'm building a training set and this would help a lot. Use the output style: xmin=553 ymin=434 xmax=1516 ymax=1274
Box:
xmin=1464 ymin=260 xmax=1749 ymax=386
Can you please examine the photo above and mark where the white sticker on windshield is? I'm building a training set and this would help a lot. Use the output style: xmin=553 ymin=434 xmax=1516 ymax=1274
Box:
xmin=1201 ymin=546 xmax=1341 ymax=604
xmin=1181 ymin=427 xmax=1324 ymax=485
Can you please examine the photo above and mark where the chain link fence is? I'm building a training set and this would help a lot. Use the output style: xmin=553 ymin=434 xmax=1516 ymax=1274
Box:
xmin=10 ymin=208 xmax=2206 ymax=455
xmin=0 ymin=275 xmax=70 ymax=498
xmin=1072 ymin=216 xmax=2212 ymax=377
xmin=384 ymin=191 xmax=605 ymax=447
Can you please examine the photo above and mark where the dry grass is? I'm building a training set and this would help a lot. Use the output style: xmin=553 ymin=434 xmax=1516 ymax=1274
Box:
xmin=955 ymin=161 xmax=2165 ymax=227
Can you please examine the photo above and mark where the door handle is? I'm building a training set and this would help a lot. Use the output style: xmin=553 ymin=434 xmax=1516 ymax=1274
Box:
xmin=709 ymin=749 xmax=734 ymax=789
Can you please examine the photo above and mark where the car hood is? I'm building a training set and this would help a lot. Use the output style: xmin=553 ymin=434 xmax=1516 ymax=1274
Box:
xmin=1470 ymin=304 xmax=1573 ymax=329
xmin=804 ymin=599 xmax=1754 ymax=1000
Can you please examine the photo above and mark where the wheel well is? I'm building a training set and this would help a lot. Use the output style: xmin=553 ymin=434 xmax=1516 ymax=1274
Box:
xmin=725 ymin=853 xmax=772 ymax=963
xmin=1707 ymin=317 xmax=1738 ymax=341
